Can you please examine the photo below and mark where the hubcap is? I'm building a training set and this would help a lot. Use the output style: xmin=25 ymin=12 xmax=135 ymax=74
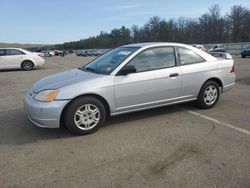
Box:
xmin=24 ymin=62 xmax=32 ymax=70
xmin=74 ymin=104 xmax=100 ymax=130
xmin=203 ymin=85 xmax=218 ymax=105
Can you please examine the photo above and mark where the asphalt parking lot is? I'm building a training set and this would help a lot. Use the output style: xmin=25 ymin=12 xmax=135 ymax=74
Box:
xmin=0 ymin=54 xmax=250 ymax=188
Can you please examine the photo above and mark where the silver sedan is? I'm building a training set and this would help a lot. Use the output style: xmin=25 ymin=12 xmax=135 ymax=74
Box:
xmin=24 ymin=43 xmax=235 ymax=135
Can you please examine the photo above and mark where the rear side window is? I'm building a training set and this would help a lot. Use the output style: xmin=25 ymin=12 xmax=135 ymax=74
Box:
xmin=0 ymin=49 xmax=6 ymax=56
xmin=177 ymin=47 xmax=205 ymax=65
xmin=6 ymin=49 xmax=25 ymax=56
xmin=126 ymin=47 xmax=176 ymax=73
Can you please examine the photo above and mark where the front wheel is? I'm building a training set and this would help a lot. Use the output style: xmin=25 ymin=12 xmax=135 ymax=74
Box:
xmin=196 ymin=81 xmax=220 ymax=109
xmin=64 ymin=97 xmax=106 ymax=135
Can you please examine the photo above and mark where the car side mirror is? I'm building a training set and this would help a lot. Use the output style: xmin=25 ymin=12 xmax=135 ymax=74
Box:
xmin=118 ymin=65 xmax=136 ymax=76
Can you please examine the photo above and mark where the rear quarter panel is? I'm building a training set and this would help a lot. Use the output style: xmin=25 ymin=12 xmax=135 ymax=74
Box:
xmin=218 ymin=59 xmax=235 ymax=91
xmin=180 ymin=59 xmax=234 ymax=97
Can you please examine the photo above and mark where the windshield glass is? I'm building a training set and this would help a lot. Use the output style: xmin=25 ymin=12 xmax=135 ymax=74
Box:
xmin=83 ymin=47 xmax=139 ymax=74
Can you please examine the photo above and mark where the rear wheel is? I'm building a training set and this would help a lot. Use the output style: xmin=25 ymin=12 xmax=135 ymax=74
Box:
xmin=64 ymin=97 xmax=106 ymax=135
xmin=22 ymin=61 xmax=34 ymax=71
xmin=197 ymin=81 xmax=220 ymax=109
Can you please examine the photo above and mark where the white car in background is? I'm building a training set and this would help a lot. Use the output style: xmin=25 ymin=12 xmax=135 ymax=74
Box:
xmin=0 ymin=48 xmax=45 ymax=71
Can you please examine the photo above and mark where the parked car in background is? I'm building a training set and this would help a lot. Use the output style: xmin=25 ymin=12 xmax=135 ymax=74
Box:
xmin=44 ymin=50 xmax=55 ymax=57
xmin=192 ymin=44 xmax=207 ymax=52
xmin=76 ymin=51 xmax=88 ymax=56
xmin=76 ymin=50 xmax=102 ymax=57
xmin=209 ymin=44 xmax=226 ymax=53
xmin=87 ymin=50 xmax=102 ymax=56
xmin=0 ymin=48 xmax=44 ymax=70
xmin=209 ymin=48 xmax=226 ymax=53
xmin=24 ymin=42 xmax=235 ymax=135
xmin=212 ymin=44 xmax=224 ymax=49
xmin=44 ymin=51 xmax=51 ymax=57
xmin=241 ymin=46 xmax=250 ymax=58
xmin=54 ymin=50 xmax=66 ymax=57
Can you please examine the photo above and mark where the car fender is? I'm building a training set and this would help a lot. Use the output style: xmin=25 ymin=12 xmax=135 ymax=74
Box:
xmin=56 ymin=76 xmax=116 ymax=113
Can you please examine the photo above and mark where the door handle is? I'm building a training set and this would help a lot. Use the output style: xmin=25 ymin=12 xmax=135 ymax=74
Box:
xmin=169 ymin=73 xmax=179 ymax=77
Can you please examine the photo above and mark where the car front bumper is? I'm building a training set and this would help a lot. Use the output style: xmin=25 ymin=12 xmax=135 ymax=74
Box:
xmin=24 ymin=90 xmax=69 ymax=128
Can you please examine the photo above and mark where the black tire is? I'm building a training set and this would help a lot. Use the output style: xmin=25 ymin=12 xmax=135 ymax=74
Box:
xmin=64 ymin=96 xmax=106 ymax=135
xmin=242 ymin=55 xmax=246 ymax=58
xmin=196 ymin=81 xmax=220 ymax=109
xmin=22 ymin=60 xmax=34 ymax=71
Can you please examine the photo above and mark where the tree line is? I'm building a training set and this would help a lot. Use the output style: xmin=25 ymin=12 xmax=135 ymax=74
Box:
xmin=48 ymin=4 xmax=250 ymax=50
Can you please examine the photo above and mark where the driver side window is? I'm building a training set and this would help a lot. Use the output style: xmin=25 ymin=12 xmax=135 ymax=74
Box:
xmin=125 ymin=47 xmax=176 ymax=73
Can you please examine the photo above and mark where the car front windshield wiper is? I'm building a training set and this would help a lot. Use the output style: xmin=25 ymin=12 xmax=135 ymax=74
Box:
xmin=81 ymin=66 xmax=108 ymax=75
xmin=82 ymin=66 xmax=97 ymax=73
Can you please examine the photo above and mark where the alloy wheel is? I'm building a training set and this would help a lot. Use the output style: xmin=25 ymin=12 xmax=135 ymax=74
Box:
xmin=203 ymin=85 xmax=218 ymax=105
xmin=74 ymin=104 xmax=100 ymax=130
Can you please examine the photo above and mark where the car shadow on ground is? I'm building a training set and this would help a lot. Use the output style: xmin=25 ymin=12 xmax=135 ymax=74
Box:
xmin=0 ymin=102 xmax=196 ymax=145
xmin=0 ymin=108 xmax=72 ymax=145
xmin=0 ymin=68 xmax=25 ymax=72
xmin=0 ymin=67 xmax=46 ymax=72
xmin=104 ymin=104 xmax=189 ymax=128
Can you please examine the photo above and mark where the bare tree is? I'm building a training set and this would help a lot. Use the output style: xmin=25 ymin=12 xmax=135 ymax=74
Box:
xmin=52 ymin=4 xmax=250 ymax=50
xmin=227 ymin=5 xmax=250 ymax=42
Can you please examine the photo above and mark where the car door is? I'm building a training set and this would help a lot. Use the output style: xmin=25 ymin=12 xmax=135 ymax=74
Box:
xmin=177 ymin=47 xmax=213 ymax=98
xmin=0 ymin=49 xmax=7 ymax=68
xmin=114 ymin=46 xmax=182 ymax=113
xmin=5 ymin=49 xmax=26 ymax=68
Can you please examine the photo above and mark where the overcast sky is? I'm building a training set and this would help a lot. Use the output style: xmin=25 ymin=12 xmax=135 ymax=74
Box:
xmin=0 ymin=0 xmax=249 ymax=44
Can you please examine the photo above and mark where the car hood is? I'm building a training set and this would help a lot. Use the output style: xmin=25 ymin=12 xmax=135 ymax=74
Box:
xmin=32 ymin=68 xmax=102 ymax=93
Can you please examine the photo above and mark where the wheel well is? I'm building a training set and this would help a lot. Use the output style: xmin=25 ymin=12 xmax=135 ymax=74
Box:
xmin=21 ymin=60 xmax=34 ymax=68
xmin=60 ymin=94 xmax=111 ymax=127
xmin=203 ymin=78 xmax=223 ymax=92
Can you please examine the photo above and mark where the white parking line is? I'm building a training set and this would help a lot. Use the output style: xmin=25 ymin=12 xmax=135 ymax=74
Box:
xmin=179 ymin=108 xmax=250 ymax=135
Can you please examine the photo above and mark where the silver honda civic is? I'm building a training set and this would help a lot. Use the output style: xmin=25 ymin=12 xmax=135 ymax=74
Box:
xmin=24 ymin=42 xmax=235 ymax=135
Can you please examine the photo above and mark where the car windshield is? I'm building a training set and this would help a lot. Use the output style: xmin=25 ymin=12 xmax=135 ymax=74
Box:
xmin=82 ymin=47 xmax=139 ymax=74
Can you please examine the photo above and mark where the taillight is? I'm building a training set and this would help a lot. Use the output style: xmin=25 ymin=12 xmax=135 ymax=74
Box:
xmin=231 ymin=64 xmax=235 ymax=73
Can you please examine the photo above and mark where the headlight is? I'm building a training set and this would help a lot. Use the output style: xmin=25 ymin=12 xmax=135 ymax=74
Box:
xmin=34 ymin=90 xmax=58 ymax=102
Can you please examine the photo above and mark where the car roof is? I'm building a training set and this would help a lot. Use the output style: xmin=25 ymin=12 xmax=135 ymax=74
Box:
xmin=0 ymin=48 xmax=32 ymax=54
xmin=122 ymin=42 xmax=195 ymax=48
xmin=122 ymin=42 xmax=217 ymax=61
xmin=0 ymin=47 xmax=23 ymax=50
